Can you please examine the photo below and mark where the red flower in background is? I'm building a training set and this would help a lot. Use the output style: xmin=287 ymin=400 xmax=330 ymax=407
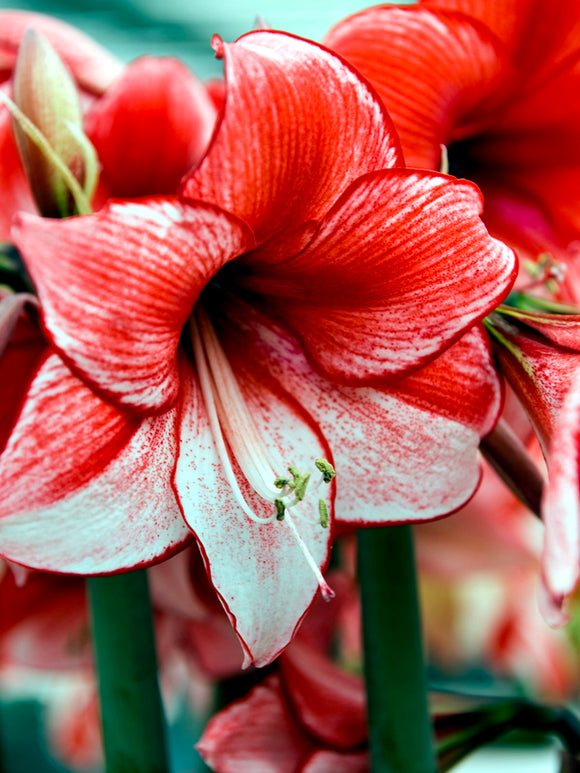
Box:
xmin=0 ymin=10 xmax=217 ymax=233
xmin=324 ymin=0 xmax=580 ymax=282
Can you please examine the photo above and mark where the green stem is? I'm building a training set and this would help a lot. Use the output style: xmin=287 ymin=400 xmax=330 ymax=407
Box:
xmin=87 ymin=570 xmax=170 ymax=773
xmin=357 ymin=525 xmax=436 ymax=773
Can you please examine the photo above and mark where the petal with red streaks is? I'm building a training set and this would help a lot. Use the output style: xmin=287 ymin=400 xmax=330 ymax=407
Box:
xmin=182 ymin=30 xmax=402 ymax=241
xmin=0 ymin=353 xmax=191 ymax=573
xmin=219 ymin=303 xmax=502 ymax=523
xmin=12 ymin=198 xmax=255 ymax=414
xmin=242 ymin=170 xmax=515 ymax=383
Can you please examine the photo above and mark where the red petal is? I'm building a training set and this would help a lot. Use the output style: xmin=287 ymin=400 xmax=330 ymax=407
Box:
xmin=241 ymin=170 xmax=515 ymax=383
xmin=301 ymin=751 xmax=368 ymax=773
xmin=325 ymin=3 xmax=580 ymax=256
xmin=198 ymin=675 xmax=311 ymax=773
xmin=174 ymin=352 xmax=333 ymax=667
xmin=0 ymin=353 xmax=191 ymax=573
xmin=0 ymin=571 xmax=90 ymax=670
xmin=324 ymin=6 xmax=509 ymax=169
xmin=0 ymin=103 xmax=37 ymax=239
xmin=497 ymin=308 xmax=580 ymax=352
xmin=0 ymin=293 xmax=46 ymax=453
xmin=12 ymin=198 xmax=255 ymax=414
xmin=182 ymin=31 xmax=402 ymax=242
xmin=85 ymin=57 xmax=217 ymax=198
xmin=423 ymin=0 xmax=580 ymax=70
xmin=0 ymin=10 xmax=122 ymax=94
xmin=280 ymin=640 xmax=366 ymax=749
xmin=218 ymin=302 xmax=501 ymax=523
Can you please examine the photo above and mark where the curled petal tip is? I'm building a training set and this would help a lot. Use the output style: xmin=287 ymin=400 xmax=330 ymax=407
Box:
xmin=211 ymin=34 xmax=225 ymax=59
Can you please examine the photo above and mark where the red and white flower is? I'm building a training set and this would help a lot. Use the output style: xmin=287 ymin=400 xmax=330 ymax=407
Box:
xmin=0 ymin=31 xmax=515 ymax=665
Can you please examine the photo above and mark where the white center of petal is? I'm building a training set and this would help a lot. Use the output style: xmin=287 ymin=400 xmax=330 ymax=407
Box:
xmin=189 ymin=306 xmax=334 ymax=599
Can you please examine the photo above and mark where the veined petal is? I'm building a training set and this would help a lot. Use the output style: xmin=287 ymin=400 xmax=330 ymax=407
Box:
xmin=85 ymin=57 xmax=217 ymax=198
xmin=174 ymin=356 xmax=333 ymax=667
xmin=12 ymin=198 xmax=255 ymax=414
xmin=219 ymin=302 xmax=501 ymax=523
xmin=241 ymin=170 xmax=515 ymax=383
xmin=0 ymin=353 xmax=191 ymax=573
xmin=424 ymin=0 xmax=580 ymax=74
xmin=497 ymin=308 xmax=580 ymax=352
xmin=541 ymin=370 xmax=580 ymax=611
xmin=324 ymin=6 xmax=510 ymax=169
xmin=182 ymin=30 xmax=402 ymax=242
xmin=0 ymin=10 xmax=123 ymax=94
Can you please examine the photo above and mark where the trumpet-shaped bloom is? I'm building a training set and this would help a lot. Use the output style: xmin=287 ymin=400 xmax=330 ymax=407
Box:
xmin=0 ymin=31 xmax=515 ymax=665
xmin=324 ymin=0 xmax=580 ymax=274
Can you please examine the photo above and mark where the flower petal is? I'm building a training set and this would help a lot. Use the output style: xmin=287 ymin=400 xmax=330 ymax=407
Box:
xmin=301 ymin=751 xmax=368 ymax=773
xmin=85 ymin=57 xmax=217 ymax=198
xmin=280 ymin=640 xmax=366 ymax=749
xmin=12 ymin=198 xmax=255 ymax=414
xmin=324 ymin=6 xmax=509 ymax=169
xmin=490 ymin=315 xmax=580 ymax=454
xmin=541 ymin=370 xmax=580 ymax=612
xmin=0 ymin=353 xmax=191 ymax=573
xmin=219 ymin=302 xmax=501 ymax=523
xmin=174 ymin=354 xmax=333 ymax=667
xmin=198 ymin=675 xmax=311 ymax=773
xmin=0 ymin=103 xmax=37 ymax=238
xmin=0 ymin=293 xmax=46 ymax=452
xmin=241 ymin=170 xmax=515 ymax=382
xmin=182 ymin=30 xmax=403 ymax=241
xmin=0 ymin=10 xmax=122 ymax=94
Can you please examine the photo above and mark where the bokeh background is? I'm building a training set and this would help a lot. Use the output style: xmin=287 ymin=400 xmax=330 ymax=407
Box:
xmin=1 ymin=0 xmax=385 ymax=77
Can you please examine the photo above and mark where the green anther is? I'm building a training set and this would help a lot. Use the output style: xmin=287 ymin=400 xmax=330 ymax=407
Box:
xmin=288 ymin=465 xmax=301 ymax=480
xmin=315 ymin=458 xmax=335 ymax=483
xmin=275 ymin=498 xmax=286 ymax=521
xmin=293 ymin=472 xmax=310 ymax=502
xmin=318 ymin=499 xmax=329 ymax=528
xmin=274 ymin=477 xmax=290 ymax=489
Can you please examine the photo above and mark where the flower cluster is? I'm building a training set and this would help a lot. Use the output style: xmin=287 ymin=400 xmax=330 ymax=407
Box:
xmin=1 ymin=1 xmax=580 ymax=770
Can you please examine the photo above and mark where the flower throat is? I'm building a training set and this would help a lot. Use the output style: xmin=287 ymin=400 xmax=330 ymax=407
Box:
xmin=189 ymin=305 xmax=335 ymax=599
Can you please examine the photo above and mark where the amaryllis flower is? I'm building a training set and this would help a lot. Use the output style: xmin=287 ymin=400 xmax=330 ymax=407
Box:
xmin=324 ymin=0 xmax=580 ymax=279
xmin=0 ymin=11 xmax=217 ymax=233
xmin=0 ymin=31 xmax=515 ymax=666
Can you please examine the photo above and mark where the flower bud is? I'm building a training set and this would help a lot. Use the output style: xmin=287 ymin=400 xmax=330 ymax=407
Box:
xmin=12 ymin=29 xmax=92 ymax=217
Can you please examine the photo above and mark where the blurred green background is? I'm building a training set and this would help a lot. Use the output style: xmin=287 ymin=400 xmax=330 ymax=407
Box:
xmin=1 ymin=0 xmax=383 ymax=77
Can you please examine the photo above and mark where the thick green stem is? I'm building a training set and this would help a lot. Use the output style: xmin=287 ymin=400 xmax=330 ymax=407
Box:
xmin=87 ymin=570 xmax=169 ymax=773
xmin=357 ymin=525 xmax=436 ymax=773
